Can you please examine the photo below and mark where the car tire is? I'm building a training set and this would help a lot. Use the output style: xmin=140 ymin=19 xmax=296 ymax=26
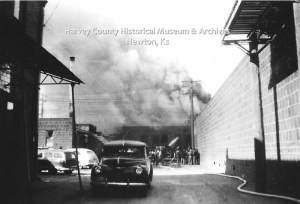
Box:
xmin=64 ymin=170 xmax=72 ymax=175
xmin=150 ymin=167 xmax=153 ymax=182
xmin=49 ymin=169 xmax=57 ymax=175
xmin=140 ymin=186 xmax=148 ymax=197
xmin=147 ymin=177 xmax=151 ymax=189
xmin=92 ymin=187 xmax=100 ymax=196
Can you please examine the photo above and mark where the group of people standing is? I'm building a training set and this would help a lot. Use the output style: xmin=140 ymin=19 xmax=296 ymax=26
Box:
xmin=175 ymin=146 xmax=200 ymax=166
xmin=149 ymin=146 xmax=200 ymax=166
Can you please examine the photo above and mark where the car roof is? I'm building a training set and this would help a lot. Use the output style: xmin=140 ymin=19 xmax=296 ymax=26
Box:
xmin=38 ymin=149 xmax=74 ymax=153
xmin=68 ymin=148 xmax=93 ymax=151
xmin=104 ymin=140 xmax=147 ymax=147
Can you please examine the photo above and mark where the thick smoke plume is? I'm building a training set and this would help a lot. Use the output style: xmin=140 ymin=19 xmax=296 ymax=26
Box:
xmin=41 ymin=4 xmax=211 ymax=134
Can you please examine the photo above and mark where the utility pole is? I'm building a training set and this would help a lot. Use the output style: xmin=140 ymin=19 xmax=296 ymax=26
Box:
xmin=69 ymin=56 xmax=82 ymax=191
xmin=39 ymin=94 xmax=47 ymax=118
xmin=182 ymin=80 xmax=201 ymax=149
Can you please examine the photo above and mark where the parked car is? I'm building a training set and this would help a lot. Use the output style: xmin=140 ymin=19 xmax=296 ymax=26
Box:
xmin=37 ymin=149 xmax=77 ymax=175
xmin=90 ymin=140 xmax=153 ymax=197
xmin=68 ymin=148 xmax=99 ymax=169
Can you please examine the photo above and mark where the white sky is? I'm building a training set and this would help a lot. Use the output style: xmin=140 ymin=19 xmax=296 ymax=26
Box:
xmin=43 ymin=0 xmax=245 ymax=96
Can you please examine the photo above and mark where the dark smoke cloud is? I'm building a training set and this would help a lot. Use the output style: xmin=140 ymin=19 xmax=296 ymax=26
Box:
xmin=41 ymin=3 xmax=211 ymax=134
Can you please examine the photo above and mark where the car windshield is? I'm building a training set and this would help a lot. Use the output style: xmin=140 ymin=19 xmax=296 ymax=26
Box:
xmin=65 ymin=152 xmax=76 ymax=159
xmin=103 ymin=146 xmax=145 ymax=158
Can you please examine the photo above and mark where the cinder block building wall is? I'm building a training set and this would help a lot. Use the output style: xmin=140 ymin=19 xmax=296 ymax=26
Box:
xmin=38 ymin=118 xmax=73 ymax=149
xmin=195 ymin=55 xmax=256 ymax=178
xmin=195 ymin=4 xmax=300 ymax=198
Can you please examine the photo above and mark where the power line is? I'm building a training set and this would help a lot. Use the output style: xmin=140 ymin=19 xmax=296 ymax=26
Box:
xmin=44 ymin=0 xmax=62 ymax=26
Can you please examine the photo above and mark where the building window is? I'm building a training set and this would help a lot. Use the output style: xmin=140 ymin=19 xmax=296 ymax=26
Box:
xmin=45 ymin=130 xmax=54 ymax=148
xmin=7 ymin=102 xmax=13 ymax=110
xmin=0 ymin=63 xmax=11 ymax=93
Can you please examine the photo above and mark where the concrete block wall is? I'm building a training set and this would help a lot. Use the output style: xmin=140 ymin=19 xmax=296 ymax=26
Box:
xmin=259 ymin=49 xmax=300 ymax=162
xmin=195 ymin=15 xmax=300 ymax=196
xmin=195 ymin=55 xmax=256 ymax=179
xmin=196 ymin=46 xmax=300 ymax=196
xmin=38 ymin=118 xmax=73 ymax=149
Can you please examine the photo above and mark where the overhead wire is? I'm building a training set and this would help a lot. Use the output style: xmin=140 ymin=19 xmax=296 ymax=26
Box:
xmin=44 ymin=0 xmax=61 ymax=26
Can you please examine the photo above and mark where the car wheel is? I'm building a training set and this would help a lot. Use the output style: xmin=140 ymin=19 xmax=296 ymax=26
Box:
xmin=64 ymin=170 xmax=72 ymax=175
xmin=140 ymin=185 xmax=148 ymax=197
xmin=147 ymin=177 xmax=151 ymax=189
xmin=92 ymin=187 xmax=100 ymax=196
xmin=49 ymin=169 xmax=57 ymax=175
xmin=150 ymin=168 xmax=153 ymax=182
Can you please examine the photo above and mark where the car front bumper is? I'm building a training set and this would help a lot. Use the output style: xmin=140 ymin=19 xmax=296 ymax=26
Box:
xmin=90 ymin=182 xmax=147 ymax=187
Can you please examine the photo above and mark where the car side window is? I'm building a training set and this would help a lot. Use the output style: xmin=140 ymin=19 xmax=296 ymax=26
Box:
xmin=45 ymin=152 xmax=53 ymax=158
xmin=38 ymin=152 xmax=44 ymax=158
xmin=54 ymin=153 xmax=63 ymax=158
xmin=65 ymin=152 xmax=76 ymax=159
xmin=145 ymin=147 xmax=148 ymax=158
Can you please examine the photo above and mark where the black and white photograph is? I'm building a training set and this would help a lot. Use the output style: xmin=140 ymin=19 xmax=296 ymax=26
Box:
xmin=1 ymin=0 xmax=300 ymax=203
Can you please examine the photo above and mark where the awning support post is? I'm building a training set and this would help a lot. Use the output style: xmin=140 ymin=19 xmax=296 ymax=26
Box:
xmin=71 ymin=82 xmax=83 ymax=191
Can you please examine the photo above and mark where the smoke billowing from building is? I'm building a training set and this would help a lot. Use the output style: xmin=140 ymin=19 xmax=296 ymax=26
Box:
xmin=41 ymin=4 xmax=211 ymax=134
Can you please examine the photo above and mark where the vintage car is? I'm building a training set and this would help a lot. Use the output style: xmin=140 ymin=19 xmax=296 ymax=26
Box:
xmin=90 ymin=140 xmax=153 ymax=196
xmin=68 ymin=148 xmax=99 ymax=169
xmin=37 ymin=149 xmax=77 ymax=175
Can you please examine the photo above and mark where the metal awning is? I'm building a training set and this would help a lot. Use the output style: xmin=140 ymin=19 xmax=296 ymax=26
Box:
xmin=224 ymin=1 xmax=272 ymax=37
xmin=0 ymin=16 xmax=83 ymax=85
xmin=222 ymin=0 xmax=295 ymax=53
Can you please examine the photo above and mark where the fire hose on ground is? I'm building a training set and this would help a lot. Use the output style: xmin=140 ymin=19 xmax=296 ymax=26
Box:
xmin=212 ymin=173 xmax=300 ymax=203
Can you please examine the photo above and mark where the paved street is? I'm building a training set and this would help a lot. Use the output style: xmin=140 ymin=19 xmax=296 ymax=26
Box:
xmin=31 ymin=165 xmax=296 ymax=204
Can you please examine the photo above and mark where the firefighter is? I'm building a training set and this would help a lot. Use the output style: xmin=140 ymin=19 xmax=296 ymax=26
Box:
xmin=175 ymin=146 xmax=181 ymax=167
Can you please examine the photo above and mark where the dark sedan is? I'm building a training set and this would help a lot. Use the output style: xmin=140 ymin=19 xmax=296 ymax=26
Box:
xmin=90 ymin=140 xmax=153 ymax=196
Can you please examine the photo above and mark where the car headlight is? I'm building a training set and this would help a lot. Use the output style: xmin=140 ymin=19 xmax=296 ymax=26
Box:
xmin=94 ymin=166 xmax=102 ymax=173
xmin=135 ymin=167 xmax=143 ymax=175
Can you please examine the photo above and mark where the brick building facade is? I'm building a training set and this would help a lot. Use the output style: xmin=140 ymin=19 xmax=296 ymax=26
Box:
xmin=38 ymin=118 xmax=73 ymax=149
xmin=195 ymin=2 xmax=300 ymax=198
xmin=38 ymin=119 xmax=105 ymax=155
